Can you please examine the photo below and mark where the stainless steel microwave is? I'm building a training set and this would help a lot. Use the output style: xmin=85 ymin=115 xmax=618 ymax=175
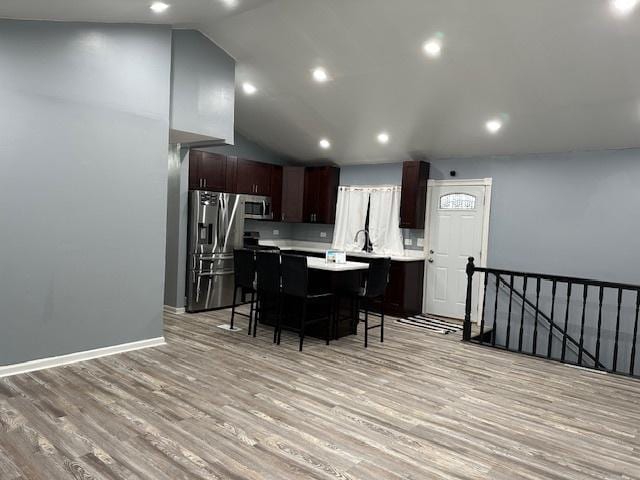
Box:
xmin=243 ymin=195 xmax=273 ymax=220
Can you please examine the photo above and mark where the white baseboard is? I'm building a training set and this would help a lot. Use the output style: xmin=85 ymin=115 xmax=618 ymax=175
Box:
xmin=0 ymin=337 xmax=166 ymax=379
xmin=163 ymin=305 xmax=186 ymax=315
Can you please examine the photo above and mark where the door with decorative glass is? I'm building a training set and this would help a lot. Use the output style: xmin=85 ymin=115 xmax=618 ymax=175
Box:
xmin=425 ymin=183 xmax=489 ymax=320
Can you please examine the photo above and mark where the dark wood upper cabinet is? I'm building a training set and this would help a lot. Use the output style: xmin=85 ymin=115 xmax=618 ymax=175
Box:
xmin=304 ymin=166 xmax=340 ymax=224
xmin=270 ymin=165 xmax=283 ymax=221
xmin=400 ymin=160 xmax=430 ymax=229
xmin=281 ymin=167 xmax=306 ymax=223
xmin=235 ymin=158 xmax=272 ymax=196
xmin=189 ymin=150 xmax=228 ymax=192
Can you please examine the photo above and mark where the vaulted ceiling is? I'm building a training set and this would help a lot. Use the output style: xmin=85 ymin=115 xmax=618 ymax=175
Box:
xmin=3 ymin=0 xmax=640 ymax=164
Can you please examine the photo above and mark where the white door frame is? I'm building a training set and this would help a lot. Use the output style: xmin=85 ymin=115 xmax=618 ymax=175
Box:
xmin=422 ymin=178 xmax=493 ymax=323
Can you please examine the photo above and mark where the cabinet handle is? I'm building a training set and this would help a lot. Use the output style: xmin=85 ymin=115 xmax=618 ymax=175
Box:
xmin=204 ymin=179 xmax=207 ymax=188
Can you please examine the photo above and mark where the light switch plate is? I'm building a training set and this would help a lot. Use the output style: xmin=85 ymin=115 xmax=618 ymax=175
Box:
xmin=320 ymin=232 xmax=327 ymax=238
xmin=404 ymin=238 xmax=413 ymax=246
xmin=416 ymin=238 xmax=424 ymax=247
xmin=273 ymin=229 xmax=279 ymax=236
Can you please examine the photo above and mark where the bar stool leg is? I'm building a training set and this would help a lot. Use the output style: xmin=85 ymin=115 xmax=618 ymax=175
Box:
xmin=364 ymin=304 xmax=369 ymax=348
xmin=230 ymin=285 xmax=238 ymax=330
xmin=380 ymin=299 xmax=385 ymax=343
xmin=299 ymin=300 xmax=307 ymax=352
xmin=249 ymin=290 xmax=255 ymax=330
xmin=326 ymin=299 xmax=332 ymax=345
xmin=274 ymin=295 xmax=282 ymax=344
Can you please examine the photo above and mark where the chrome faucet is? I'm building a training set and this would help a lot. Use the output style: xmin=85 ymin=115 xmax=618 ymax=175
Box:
xmin=354 ymin=229 xmax=373 ymax=253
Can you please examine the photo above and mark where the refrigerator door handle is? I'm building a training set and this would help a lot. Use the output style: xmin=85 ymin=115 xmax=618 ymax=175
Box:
xmin=197 ymin=270 xmax=234 ymax=277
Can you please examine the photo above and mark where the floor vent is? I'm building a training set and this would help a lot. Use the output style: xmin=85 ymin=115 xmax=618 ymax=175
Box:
xmin=397 ymin=315 xmax=464 ymax=334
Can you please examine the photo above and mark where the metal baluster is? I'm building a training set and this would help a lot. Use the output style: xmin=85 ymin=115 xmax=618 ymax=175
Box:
xmin=505 ymin=274 xmax=514 ymax=350
xmin=532 ymin=278 xmax=541 ymax=356
xmin=595 ymin=286 xmax=604 ymax=368
xmin=518 ymin=276 xmax=528 ymax=353
xmin=479 ymin=271 xmax=488 ymax=344
xmin=578 ymin=285 xmax=588 ymax=366
xmin=630 ymin=290 xmax=640 ymax=377
xmin=561 ymin=282 xmax=572 ymax=363
xmin=547 ymin=280 xmax=557 ymax=359
xmin=612 ymin=288 xmax=623 ymax=373
xmin=492 ymin=274 xmax=499 ymax=347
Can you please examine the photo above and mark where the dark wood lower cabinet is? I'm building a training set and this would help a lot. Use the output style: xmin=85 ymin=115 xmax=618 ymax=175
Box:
xmin=383 ymin=260 xmax=425 ymax=317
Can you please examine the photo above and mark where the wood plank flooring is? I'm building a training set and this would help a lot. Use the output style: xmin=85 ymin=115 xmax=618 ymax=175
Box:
xmin=1 ymin=307 xmax=639 ymax=479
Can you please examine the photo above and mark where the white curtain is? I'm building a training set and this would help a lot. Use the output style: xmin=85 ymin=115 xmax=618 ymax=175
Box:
xmin=331 ymin=187 xmax=370 ymax=251
xmin=332 ymin=185 xmax=404 ymax=255
xmin=369 ymin=186 xmax=404 ymax=255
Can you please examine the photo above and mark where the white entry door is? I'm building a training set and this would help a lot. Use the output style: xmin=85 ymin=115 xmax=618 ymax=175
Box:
xmin=425 ymin=184 xmax=488 ymax=320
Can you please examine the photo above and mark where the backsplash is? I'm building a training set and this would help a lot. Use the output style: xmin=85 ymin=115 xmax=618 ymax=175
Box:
xmin=244 ymin=220 xmax=293 ymax=240
xmin=246 ymin=220 xmax=424 ymax=251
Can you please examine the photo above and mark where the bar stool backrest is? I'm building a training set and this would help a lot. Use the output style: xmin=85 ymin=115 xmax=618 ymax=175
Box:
xmin=255 ymin=251 xmax=281 ymax=294
xmin=281 ymin=254 xmax=309 ymax=298
xmin=365 ymin=257 xmax=392 ymax=299
xmin=233 ymin=249 xmax=256 ymax=289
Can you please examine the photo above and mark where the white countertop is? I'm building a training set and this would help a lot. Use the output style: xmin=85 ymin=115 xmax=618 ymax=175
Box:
xmin=306 ymin=256 xmax=369 ymax=272
xmin=259 ymin=240 xmax=425 ymax=263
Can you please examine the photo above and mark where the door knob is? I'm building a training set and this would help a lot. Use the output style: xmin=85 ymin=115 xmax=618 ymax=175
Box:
xmin=428 ymin=258 xmax=434 ymax=263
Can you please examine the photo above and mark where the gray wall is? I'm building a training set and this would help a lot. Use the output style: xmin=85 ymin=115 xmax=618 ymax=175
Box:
xmin=0 ymin=20 xmax=171 ymax=365
xmin=429 ymin=148 xmax=640 ymax=284
xmin=164 ymin=145 xmax=190 ymax=307
xmin=170 ymin=29 xmax=235 ymax=144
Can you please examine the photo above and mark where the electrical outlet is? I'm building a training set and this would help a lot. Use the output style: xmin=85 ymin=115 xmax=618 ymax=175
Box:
xmin=273 ymin=229 xmax=279 ymax=236
xmin=404 ymin=238 xmax=413 ymax=246
xmin=416 ymin=238 xmax=424 ymax=247
xmin=320 ymin=232 xmax=327 ymax=238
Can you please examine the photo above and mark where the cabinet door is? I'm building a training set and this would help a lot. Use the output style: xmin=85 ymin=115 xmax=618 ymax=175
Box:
xmin=254 ymin=162 xmax=272 ymax=196
xmin=188 ymin=150 xmax=203 ymax=190
xmin=303 ymin=168 xmax=320 ymax=223
xmin=282 ymin=167 xmax=305 ymax=223
xmin=236 ymin=159 xmax=272 ymax=195
xmin=316 ymin=167 xmax=339 ymax=224
xmin=400 ymin=160 xmax=430 ymax=229
xmin=304 ymin=166 xmax=339 ymax=224
xmin=225 ymin=156 xmax=237 ymax=193
xmin=270 ymin=165 xmax=283 ymax=221
xmin=199 ymin=152 xmax=227 ymax=192
xmin=235 ymin=159 xmax=255 ymax=194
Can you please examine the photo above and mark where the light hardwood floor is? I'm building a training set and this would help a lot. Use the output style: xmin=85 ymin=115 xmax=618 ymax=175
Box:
xmin=1 ymin=308 xmax=639 ymax=479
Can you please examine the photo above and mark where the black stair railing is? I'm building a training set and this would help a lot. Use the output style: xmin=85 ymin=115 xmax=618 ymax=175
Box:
xmin=463 ymin=257 xmax=640 ymax=378
xmin=494 ymin=274 xmax=607 ymax=370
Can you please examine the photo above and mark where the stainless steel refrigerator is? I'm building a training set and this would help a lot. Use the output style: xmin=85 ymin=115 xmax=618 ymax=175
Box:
xmin=186 ymin=191 xmax=245 ymax=312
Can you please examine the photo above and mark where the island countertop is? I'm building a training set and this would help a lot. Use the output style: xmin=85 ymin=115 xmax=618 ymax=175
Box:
xmin=305 ymin=256 xmax=369 ymax=272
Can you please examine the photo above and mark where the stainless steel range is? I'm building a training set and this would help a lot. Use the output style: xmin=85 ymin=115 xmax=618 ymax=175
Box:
xmin=186 ymin=191 xmax=245 ymax=312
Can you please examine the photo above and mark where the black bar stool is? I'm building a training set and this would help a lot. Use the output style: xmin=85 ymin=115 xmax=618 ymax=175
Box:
xmin=255 ymin=251 xmax=282 ymax=339
xmin=356 ymin=257 xmax=391 ymax=348
xmin=279 ymin=254 xmax=334 ymax=351
xmin=230 ymin=249 xmax=256 ymax=332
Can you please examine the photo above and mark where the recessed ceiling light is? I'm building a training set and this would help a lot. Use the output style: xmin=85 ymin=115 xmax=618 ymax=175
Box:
xmin=485 ymin=119 xmax=503 ymax=134
xmin=377 ymin=132 xmax=390 ymax=144
xmin=423 ymin=38 xmax=442 ymax=58
xmin=611 ymin=0 xmax=638 ymax=15
xmin=319 ymin=138 xmax=331 ymax=150
xmin=312 ymin=67 xmax=329 ymax=83
xmin=221 ymin=0 xmax=239 ymax=7
xmin=242 ymin=82 xmax=257 ymax=95
xmin=150 ymin=2 xmax=170 ymax=13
